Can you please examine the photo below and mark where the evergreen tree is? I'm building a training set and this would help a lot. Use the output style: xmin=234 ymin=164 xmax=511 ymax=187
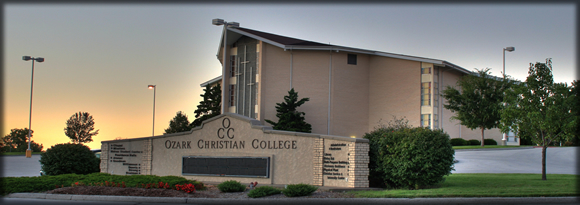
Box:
xmin=265 ymin=88 xmax=312 ymax=133
xmin=64 ymin=112 xmax=99 ymax=144
xmin=164 ymin=111 xmax=191 ymax=134
xmin=441 ymin=68 xmax=512 ymax=146
xmin=191 ymin=84 xmax=221 ymax=127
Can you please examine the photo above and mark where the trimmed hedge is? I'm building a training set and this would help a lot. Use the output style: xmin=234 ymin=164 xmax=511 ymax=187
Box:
xmin=281 ymin=183 xmax=318 ymax=197
xmin=39 ymin=143 xmax=99 ymax=175
xmin=468 ymin=139 xmax=481 ymax=145
xmin=0 ymin=173 xmax=203 ymax=195
xmin=217 ymin=180 xmax=246 ymax=192
xmin=450 ymin=138 xmax=469 ymax=146
xmin=247 ymin=186 xmax=281 ymax=198
xmin=365 ymin=126 xmax=455 ymax=189
xmin=484 ymin=139 xmax=498 ymax=145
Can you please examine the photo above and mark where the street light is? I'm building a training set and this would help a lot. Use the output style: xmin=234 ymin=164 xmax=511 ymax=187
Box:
xmin=22 ymin=56 xmax=44 ymax=158
xmin=148 ymin=85 xmax=156 ymax=136
xmin=502 ymin=47 xmax=515 ymax=143
xmin=212 ymin=18 xmax=239 ymax=114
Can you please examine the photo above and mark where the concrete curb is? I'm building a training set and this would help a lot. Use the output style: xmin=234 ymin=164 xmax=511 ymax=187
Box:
xmin=454 ymin=147 xmax=535 ymax=152
xmin=5 ymin=193 xmax=580 ymax=204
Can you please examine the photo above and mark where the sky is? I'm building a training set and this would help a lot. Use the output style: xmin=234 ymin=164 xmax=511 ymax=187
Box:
xmin=3 ymin=4 xmax=576 ymax=150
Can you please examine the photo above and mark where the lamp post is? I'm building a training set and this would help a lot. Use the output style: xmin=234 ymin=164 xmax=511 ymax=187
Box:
xmin=212 ymin=18 xmax=239 ymax=114
xmin=22 ymin=56 xmax=44 ymax=158
xmin=148 ymin=85 xmax=156 ymax=136
xmin=502 ymin=46 xmax=515 ymax=144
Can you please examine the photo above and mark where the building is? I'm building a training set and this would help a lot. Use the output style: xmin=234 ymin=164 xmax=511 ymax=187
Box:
xmin=202 ymin=23 xmax=509 ymax=144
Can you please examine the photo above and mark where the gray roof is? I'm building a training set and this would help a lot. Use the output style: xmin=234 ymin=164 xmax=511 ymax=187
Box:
xmin=216 ymin=26 xmax=472 ymax=75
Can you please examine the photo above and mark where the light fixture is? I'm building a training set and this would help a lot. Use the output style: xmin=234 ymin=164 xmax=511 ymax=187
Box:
xmin=22 ymin=56 xmax=45 ymax=158
xmin=148 ymin=85 xmax=156 ymax=136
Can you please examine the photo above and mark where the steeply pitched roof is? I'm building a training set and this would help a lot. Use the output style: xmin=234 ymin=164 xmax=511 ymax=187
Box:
xmin=216 ymin=26 xmax=471 ymax=74
xmin=234 ymin=27 xmax=331 ymax=46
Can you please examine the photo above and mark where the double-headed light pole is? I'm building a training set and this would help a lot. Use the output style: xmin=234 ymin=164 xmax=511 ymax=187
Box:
xmin=502 ymin=46 xmax=515 ymax=143
xmin=22 ymin=56 xmax=44 ymax=158
xmin=148 ymin=85 xmax=156 ymax=136
xmin=212 ymin=18 xmax=239 ymax=114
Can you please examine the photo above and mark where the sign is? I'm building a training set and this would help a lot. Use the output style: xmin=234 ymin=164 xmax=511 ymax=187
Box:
xmin=182 ymin=156 xmax=270 ymax=178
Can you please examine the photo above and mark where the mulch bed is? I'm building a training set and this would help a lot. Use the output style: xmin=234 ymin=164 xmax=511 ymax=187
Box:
xmin=45 ymin=185 xmax=355 ymax=199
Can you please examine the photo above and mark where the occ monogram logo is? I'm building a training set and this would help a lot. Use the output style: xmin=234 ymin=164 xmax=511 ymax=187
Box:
xmin=217 ymin=118 xmax=234 ymax=139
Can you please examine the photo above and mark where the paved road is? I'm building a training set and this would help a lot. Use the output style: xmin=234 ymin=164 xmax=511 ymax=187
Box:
xmin=1 ymin=154 xmax=42 ymax=177
xmin=452 ymin=147 xmax=578 ymax=174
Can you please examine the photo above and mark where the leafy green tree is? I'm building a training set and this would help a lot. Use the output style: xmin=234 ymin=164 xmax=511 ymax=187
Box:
xmin=441 ymin=68 xmax=511 ymax=146
xmin=1 ymin=128 xmax=43 ymax=152
xmin=500 ymin=58 xmax=577 ymax=180
xmin=190 ymin=84 xmax=221 ymax=128
xmin=64 ymin=112 xmax=99 ymax=144
xmin=164 ymin=111 xmax=191 ymax=134
xmin=265 ymin=88 xmax=312 ymax=133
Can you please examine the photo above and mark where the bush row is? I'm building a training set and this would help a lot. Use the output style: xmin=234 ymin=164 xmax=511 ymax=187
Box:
xmin=0 ymin=173 xmax=202 ymax=195
xmin=217 ymin=180 xmax=317 ymax=198
xmin=450 ymin=138 xmax=499 ymax=146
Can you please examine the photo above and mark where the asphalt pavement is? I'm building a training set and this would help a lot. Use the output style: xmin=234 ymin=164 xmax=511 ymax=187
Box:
xmin=453 ymin=147 xmax=578 ymax=174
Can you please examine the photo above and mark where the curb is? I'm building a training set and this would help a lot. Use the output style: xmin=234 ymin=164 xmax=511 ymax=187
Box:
xmin=454 ymin=147 xmax=535 ymax=152
xmin=4 ymin=193 xmax=580 ymax=204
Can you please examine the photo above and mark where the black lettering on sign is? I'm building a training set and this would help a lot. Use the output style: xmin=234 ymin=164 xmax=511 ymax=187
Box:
xmin=165 ymin=140 xmax=193 ymax=149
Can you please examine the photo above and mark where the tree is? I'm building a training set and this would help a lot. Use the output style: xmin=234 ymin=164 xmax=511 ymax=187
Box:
xmin=1 ymin=128 xmax=43 ymax=152
xmin=64 ymin=112 xmax=99 ymax=144
xmin=441 ymin=68 xmax=511 ymax=146
xmin=191 ymin=84 xmax=221 ymax=128
xmin=265 ymin=88 xmax=312 ymax=133
xmin=164 ymin=111 xmax=191 ymax=134
xmin=500 ymin=58 xmax=577 ymax=180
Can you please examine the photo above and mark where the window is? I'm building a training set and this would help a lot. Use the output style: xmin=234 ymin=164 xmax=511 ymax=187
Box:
xmin=421 ymin=114 xmax=431 ymax=128
xmin=433 ymin=82 xmax=439 ymax=107
xmin=347 ymin=54 xmax=357 ymax=65
xmin=421 ymin=82 xmax=431 ymax=106
xmin=421 ymin=67 xmax=431 ymax=74
xmin=433 ymin=114 xmax=438 ymax=129
xmin=230 ymin=85 xmax=235 ymax=106
xmin=230 ymin=56 xmax=237 ymax=77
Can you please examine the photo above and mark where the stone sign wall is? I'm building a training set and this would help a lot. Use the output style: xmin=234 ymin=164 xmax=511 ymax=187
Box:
xmin=101 ymin=113 xmax=369 ymax=188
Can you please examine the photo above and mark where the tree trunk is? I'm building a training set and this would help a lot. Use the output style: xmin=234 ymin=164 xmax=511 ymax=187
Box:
xmin=481 ymin=127 xmax=485 ymax=147
xmin=542 ymin=146 xmax=547 ymax=180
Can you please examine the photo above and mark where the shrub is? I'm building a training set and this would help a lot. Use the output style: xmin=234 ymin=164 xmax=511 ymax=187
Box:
xmin=450 ymin=138 xmax=469 ymax=146
xmin=39 ymin=143 xmax=99 ymax=175
xmin=563 ymin=141 xmax=575 ymax=146
xmin=468 ymin=139 xmax=481 ymax=145
xmin=217 ymin=180 xmax=246 ymax=192
xmin=484 ymin=139 xmax=497 ymax=145
xmin=0 ymin=173 xmax=203 ymax=195
xmin=247 ymin=186 xmax=281 ymax=198
xmin=281 ymin=183 xmax=318 ymax=197
xmin=365 ymin=125 xmax=455 ymax=189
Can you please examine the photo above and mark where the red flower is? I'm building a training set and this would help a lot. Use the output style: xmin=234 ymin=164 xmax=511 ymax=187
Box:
xmin=75 ymin=182 xmax=79 ymax=186
xmin=106 ymin=181 xmax=109 ymax=186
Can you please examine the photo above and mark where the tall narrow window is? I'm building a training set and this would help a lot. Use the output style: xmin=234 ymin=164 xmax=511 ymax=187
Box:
xmin=347 ymin=54 xmax=357 ymax=65
xmin=433 ymin=114 xmax=438 ymax=129
xmin=230 ymin=55 xmax=237 ymax=77
xmin=230 ymin=85 xmax=235 ymax=106
xmin=433 ymin=82 xmax=439 ymax=107
xmin=421 ymin=114 xmax=431 ymax=129
xmin=421 ymin=82 xmax=431 ymax=106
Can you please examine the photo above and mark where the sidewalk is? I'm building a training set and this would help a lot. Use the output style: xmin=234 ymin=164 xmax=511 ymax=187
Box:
xmin=4 ymin=193 xmax=580 ymax=204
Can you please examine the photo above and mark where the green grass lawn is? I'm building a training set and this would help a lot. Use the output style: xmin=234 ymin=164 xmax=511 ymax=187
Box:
xmin=453 ymin=145 xmax=534 ymax=150
xmin=0 ymin=152 xmax=44 ymax=156
xmin=352 ymin=173 xmax=578 ymax=198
